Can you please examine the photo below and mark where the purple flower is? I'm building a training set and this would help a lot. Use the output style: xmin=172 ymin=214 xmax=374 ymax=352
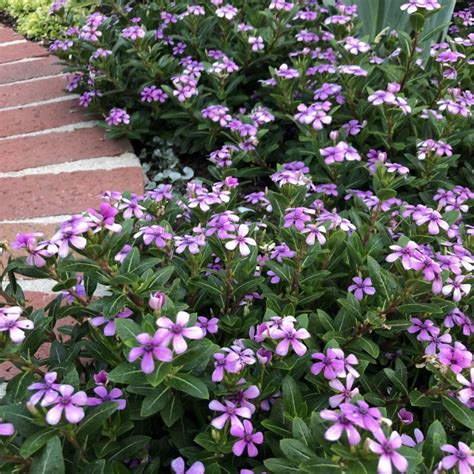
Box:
xmin=91 ymin=309 xmax=132 ymax=337
xmin=42 ymin=384 xmax=88 ymax=425
xmin=106 ymin=108 xmax=130 ymax=126
xmin=128 ymin=331 xmax=173 ymax=374
xmin=216 ymin=5 xmax=238 ymax=20
xmin=348 ymin=277 xmax=376 ymax=300
xmin=386 ymin=241 xmax=420 ymax=270
xmin=230 ymin=420 xmax=264 ymax=457
xmin=457 ymin=368 xmax=474 ymax=406
xmin=93 ymin=370 xmax=109 ymax=385
xmin=407 ymin=318 xmax=438 ymax=341
xmin=28 ymin=372 xmax=60 ymax=406
xmin=438 ymin=342 xmax=472 ymax=374
xmin=122 ymin=26 xmax=145 ymax=41
xmin=196 ymin=316 xmax=219 ymax=335
xmin=276 ymin=63 xmax=299 ymax=79
xmin=248 ymin=36 xmax=264 ymax=51
xmin=0 ymin=419 xmax=14 ymax=436
xmin=311 ymin=348 xmax=346 ymax=380
xmin=341 ymin=400 xmax=382 ymax=432
xmin=398 ymin=408 xmax=414 ymax=425
xmin=174 ymin=234 xmax=206 ymax=255
xmin=442 ymin=275 xmax=471 ymax=302
xmin=225 ymin=225 xmax=256 ymax=257
xmin=50 ymin=219 xmax=89 ymax=257
xmin=87 ymin=203 xmax=122 ymax=233
xmin=270 ymin=319 xmax=310 ymax=356
xmin=171 ymin=457 xmax=205 ymax=474
xmin=0 ymin=307 xmax=34 ymax=343
xmin=119 ymin=197 xmax=145 ymax=220
xmin=284 ymin=207 xmax=315 ymax=231
xmin=367 ymin=431 xmax=408 ymax=474
xmin=134 ymin=225 xmax=172 ymax=248
xmin=320 ymin=408 xmax=361 ymax=445
xmin=157 ymin=311 xmax=204 ymax=354
xmin=115 ymin=244 xmax=132 ymax=263
xmin=329 ymin=375 xmax=359 ymax=407
xmin=231 ymin=382 xmax=260 ymax=414
xmin=149 ymin=292 xmax=166 ymax=311
xmin=368 ymin=90 xmax=396 ymax=105
xmin=401 ymin=428 xmax=424 ymax=447
xmin=440 ymin=442 xmax=474 ymax=474
xmin=140 ymin=86 xmax=168 ymax=104
xmin=208 ymin=399 xmax=251 ymax=429
xmin=87 ymin=386 xmax=126 ymax=410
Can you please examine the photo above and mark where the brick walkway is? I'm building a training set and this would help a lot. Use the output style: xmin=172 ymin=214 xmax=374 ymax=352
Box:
xmin=0 ymin=27 xmax=144 ymax=379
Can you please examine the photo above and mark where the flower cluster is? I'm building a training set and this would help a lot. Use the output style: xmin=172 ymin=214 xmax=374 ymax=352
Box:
xmin=0 ymin=0 xmax=472 ymax=472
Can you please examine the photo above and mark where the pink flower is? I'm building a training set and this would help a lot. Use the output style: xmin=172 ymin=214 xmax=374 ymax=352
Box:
xmin=0 ymin=307 xmax=34 ymax=343
xmin=128 ymin=331 xmax=173 ymax=374
xmin=442 ymin=275 xmax=471 ymax=302
xmin=208 ymin=399 xmax=251 ymax=429
xmin=87 ymin=386 xmax=126 ymax=410
xmin=329 ymin=374 xmax=359 ymax=407
xmin=225 ymin=225 xmax=256 ymax=256
xmin=270 ymin=318 xmax=310 ymax=356
xmin=42 ymin=384 xmax=88 ymax=425
xmin=230 ymin=420 xmax=264 ymax=457
xmin=367 ymin=430 xmax=408 ymax=474
xmin=171 ymin=457 xmax=205 ymax=474
xmin=157 ymin=311 xmax=204 ymax=354
xmin=348 ymin=277 xmax=376 ymax=300
xmin=320 ymin=408 xmax=361 ymax=445
xmin=440 ymin=442 xmax=474 ymax=474
xmin=0 ymin=419 xmax=14 ymax=436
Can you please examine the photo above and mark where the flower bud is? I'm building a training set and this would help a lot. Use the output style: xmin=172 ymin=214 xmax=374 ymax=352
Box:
xmin=329 ymin=130 xmax=339 ymax=141
xmin=149 ymin=291 xmax=166 ymax=311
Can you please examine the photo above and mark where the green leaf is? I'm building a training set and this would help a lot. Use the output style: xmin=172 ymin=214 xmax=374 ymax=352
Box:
xmin=119 ymin=247 xmax=140 ymax=275
xmin=422 ymin=420 xmax=446 ymax=470
xmin=352 ymin=336 xmax=379 ymax=358
xmin=376 ymin=188 xmax=397 ymax=201
xmin=264 ymin=458 xmax=301 ymax=473
xmin=292 ymin=418 xmax=312 ymax=446
xmin=115 ymin=318 xmax=142 ymax=343
xmin=279 ymin=438 xmax=315 ymax=463
xmin=161 ymin=396 xmax=183 ymax=427
xmin=282 ymin=376 xmax=304 ymax=418
xmin=300 ymin=457 xmax=342 ymax=473
xmin=140 ymin=386 xmax=171 ymax=417
xmin=367 ymin=256 xmax=390 ymax=299
xmin=77 ymin=402 xmax=118 ymax=438
xmin=398 ymin=303 xmax=443 ymax=315
xmin=20 ymin=429 xmax=57 ymax=458
xmin=30 ymin=437 xmax=65 ymax=474
xmin=168 ymin=373 xmax=209 ymax=399
xmin=383 ymin=368 xmax=408 ymax=395
xmin=109 ymin=435 xmax=151 ymax=461
xmin=146 ymin=362 xmax=173 ymax=387
xmin=408 ymin=389 xmax=431 ymax=407
xmin=442 ymin=396 xmax=474 ymax=429
xmin=108 ymin=363 xmax=144 ymax=384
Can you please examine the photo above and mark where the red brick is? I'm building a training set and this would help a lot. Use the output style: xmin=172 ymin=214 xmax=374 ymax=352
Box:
xmin=0 ymin=28 xmax=22 ymax=44
xmin=0 ymin=56 xmax=62 ymax=85
xmin=0 ymin=75 xmax=67 ymax=108
xmin=0 ymin=127 xmax=132 ymax=172
xmin=0 ymin=99 xmax=91 ymax=138
xmin=0 ymin=167 xmax=144 ymax=220
xmin=0 ymin=41 xmax=48 ymax=65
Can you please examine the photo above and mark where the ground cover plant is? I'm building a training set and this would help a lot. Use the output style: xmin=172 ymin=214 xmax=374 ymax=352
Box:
xmin=0 ymin=0 xmax=473 ymax=473
xmin=0 ymin=0 xmax=87 ymax=40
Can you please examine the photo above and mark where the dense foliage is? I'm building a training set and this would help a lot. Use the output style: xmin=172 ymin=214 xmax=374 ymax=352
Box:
xmin=0 ymin=0 xmax=473 ymax=473
xmin=0 ymin=0 xmax=86 ymax=40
